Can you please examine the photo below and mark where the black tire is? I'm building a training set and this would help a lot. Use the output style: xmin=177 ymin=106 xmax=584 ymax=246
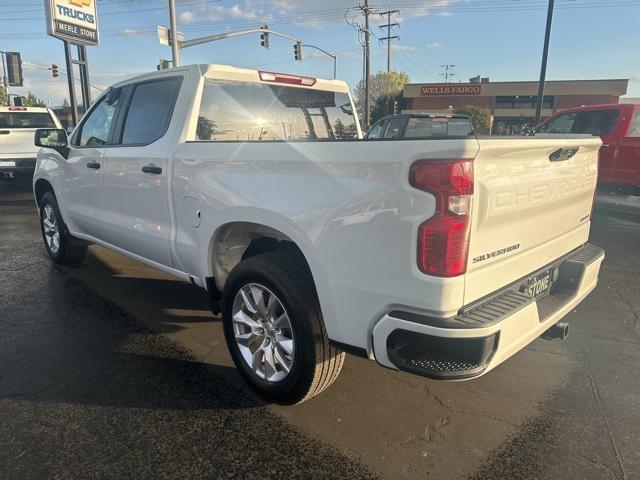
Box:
xmin=39 ymin=191 xmax=87 ymax=266
xmin=222 ymin=250 xmax=345 ymax=404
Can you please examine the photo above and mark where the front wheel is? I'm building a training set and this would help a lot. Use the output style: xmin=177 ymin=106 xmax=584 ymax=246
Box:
xmin=39 ymin=191 xmax=87 ymax=266
xmin=222 ymin=251 xmax=345 ymax=404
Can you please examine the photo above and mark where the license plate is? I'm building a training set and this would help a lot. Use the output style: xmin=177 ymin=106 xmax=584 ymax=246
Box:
xmin=0 ymin=161 xmax=16 ymax=167
xmin=520 ymin=269 xmax=553 ymax=300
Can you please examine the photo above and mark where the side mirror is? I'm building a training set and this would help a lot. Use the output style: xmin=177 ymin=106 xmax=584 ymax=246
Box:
xmin=35 ymin=128 xmax=69 ymax=157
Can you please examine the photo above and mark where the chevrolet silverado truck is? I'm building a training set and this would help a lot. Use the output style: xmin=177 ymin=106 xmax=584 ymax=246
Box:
xmin=32 ymin=64 xmax=604 ymax=404
xmin=0 ymin=106 xmax=62 ymax=181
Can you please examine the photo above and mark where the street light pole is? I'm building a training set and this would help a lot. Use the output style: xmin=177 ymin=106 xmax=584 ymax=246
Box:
xmin=535 ymin=0 xmax=555 ymax=124
xmin=301 ymin=44 xmax=337 ymax=79
xmin=168 ymin=0 xmax=180 ymax=67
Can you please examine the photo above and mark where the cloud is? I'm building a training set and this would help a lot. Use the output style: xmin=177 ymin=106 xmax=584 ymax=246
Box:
xmin=390 ymin=45 xmax=416 ymax=52
xmin=179 ymin=3 xmax=258 ymax=24
xmin=426 ymin=42 xmax=443 ymax=49
xmin=118 ymin=28 xmax=148 ymax=37
xmin=437 ymin=11 xmax=453 ymax=16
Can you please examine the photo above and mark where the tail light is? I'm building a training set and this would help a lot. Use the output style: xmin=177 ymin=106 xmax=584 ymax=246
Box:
xmin=259 ymin=71 xmax=316 ymax=86
xmin=410 ymin=159 xmax=474 ymax=277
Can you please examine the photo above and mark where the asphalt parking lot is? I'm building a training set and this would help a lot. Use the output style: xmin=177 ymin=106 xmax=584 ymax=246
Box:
xmin=1 ymin=180 xmax=639 ymax=480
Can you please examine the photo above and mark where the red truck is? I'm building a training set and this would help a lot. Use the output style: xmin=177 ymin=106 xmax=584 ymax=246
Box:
xmin=538 ymin=103 xmax=640 ymax=192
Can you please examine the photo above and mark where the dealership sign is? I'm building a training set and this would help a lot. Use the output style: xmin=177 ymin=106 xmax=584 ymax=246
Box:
xmin=421 ymin=84 xmax=482 ymax=96
xmin=45 ymin=0 xmax=99 ymax=46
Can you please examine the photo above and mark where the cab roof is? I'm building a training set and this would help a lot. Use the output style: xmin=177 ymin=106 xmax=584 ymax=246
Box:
xmin=109 ymin=63 xmax=350 ymax=94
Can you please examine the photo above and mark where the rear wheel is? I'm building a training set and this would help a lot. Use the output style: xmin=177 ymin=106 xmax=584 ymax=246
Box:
xmin=222 ymin=251 xmax=345 ymax=404
xmin=39 ymin=191 xmax=87 ymax=266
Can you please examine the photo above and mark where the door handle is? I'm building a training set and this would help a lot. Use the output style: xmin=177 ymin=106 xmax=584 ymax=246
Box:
xmin=601 ymin=143 xmax=611 ymax=148
xmin=141 ymin=163 xmax=162 ymax=174
xmin=86 ymin=161 xmax=101 ymax=169
xmin=549 ymin=147 xmax=579 ymax=162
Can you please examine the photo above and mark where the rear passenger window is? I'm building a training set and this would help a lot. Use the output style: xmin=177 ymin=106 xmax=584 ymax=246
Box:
xmin=121 ymin=77 xmax=182 ymax=145
xmin=572 ymin=110 xmax=619 ymax=136
xmin=627 ymin=109 xmax=640 ymax=137
xmin=196 ymin=79 xmax=359 ymax=142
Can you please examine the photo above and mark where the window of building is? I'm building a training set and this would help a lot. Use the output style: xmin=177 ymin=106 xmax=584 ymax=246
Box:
xmin=121 ymin=77 xmax=182 ymax=145
xmin=494 ymin=95 xmax=553 ymax=109
xmin=196 ymin=79 xmax=359 ymax=142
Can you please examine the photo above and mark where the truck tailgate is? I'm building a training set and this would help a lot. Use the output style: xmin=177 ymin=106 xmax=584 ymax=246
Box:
xmin=464 ymin=136 xmax=602 ymax=305
xmin=0 ymin=129 xmax=39 ymax=157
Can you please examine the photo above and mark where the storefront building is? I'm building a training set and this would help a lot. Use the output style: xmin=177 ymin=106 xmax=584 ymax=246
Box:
xmin=402 ymin=78 xmax=629 ymax=134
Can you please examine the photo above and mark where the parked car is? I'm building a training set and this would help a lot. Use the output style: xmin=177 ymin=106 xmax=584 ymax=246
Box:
xmin=0 ymin=106 xmax=62 ymax=181
xmin=365 ymin=113 xmax=475 ymax=140
xmin=537 ymin=103 xmax=640 ymax=192
xmin=32 ymin=64 xmax=603 ymax=404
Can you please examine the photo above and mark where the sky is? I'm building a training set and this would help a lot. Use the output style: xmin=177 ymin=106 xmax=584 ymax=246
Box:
xmin=1 ymin=0 xmax=639 ymax=107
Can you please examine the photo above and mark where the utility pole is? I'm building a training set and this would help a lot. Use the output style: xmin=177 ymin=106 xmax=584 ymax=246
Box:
xmin=440 ymin=64 xmax=456 ymax=83
xmin=362 ymin=0 xmax=371 ymax=128
xmin=168 ymin=0 xmax=180 ymax=67
xmin=379 ymin=10 xmax=399 ymax=73
xmin=1 ymin=53 xmax=8 ymax=105
xmin=535 ymin=0 xmax=555 ymax=124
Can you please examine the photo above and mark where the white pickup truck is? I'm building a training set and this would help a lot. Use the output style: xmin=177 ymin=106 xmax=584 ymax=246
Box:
xmin=0 ymin=106 xmax=62 ymax=180
xmin=32 ymin=64 xmax=604 ymax=403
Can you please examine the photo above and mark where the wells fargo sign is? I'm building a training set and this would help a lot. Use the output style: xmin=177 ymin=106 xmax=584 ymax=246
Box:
xmin=421 ymin=84 xmax=482 ymax=96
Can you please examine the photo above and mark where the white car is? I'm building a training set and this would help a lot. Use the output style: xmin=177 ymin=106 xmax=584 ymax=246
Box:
xmin=0 ymin=106 xmax=62 ymax=180
xmin=32 ymin=64 xmax=604 ymax=403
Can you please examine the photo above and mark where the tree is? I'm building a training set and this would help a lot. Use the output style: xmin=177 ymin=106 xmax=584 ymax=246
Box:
xmin=353 ymin=70 xmax=409 ymax=127
xmin=22 ymin=91 xmax=47 ymax=107
xmin=62 ymin=99 xmax=70 ymax=108
xmin=454 ymin=105 xmax=493 ymax=134
xmin=196 ymin=116 xmax=217 ymax=140
xmin=0 ymin=84 xmax=6 ymax=105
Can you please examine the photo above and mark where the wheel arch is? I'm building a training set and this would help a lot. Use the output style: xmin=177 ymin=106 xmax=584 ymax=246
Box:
xmin=208 ymin=221 xmax=317 ymax=292
xmin=34 ymin=178 xmax=55 ymax=208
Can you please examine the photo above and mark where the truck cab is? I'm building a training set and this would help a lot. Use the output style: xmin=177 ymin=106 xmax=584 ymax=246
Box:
xmin=0 ymin=106 xmax=62 ymax=181
xmin=538 ymin=103 xmax=640 ymax=192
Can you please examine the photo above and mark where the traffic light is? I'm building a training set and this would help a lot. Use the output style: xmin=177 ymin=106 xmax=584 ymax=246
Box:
xmin=260 ymin=23 xmax=269 ymax=49
xmin=5 ymin=52 xmax=23 ymax=87
xmin=294 ymin=41 xmax=302 ymax=61
xmin=157 ymin=59 xmax=170 ymax=70
xmin=51 ymin=64 xmax=59 ymax=78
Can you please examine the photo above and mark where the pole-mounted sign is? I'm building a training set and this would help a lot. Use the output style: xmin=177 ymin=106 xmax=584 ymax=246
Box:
xmin=44 ymin=0 xmax=100 ymax=46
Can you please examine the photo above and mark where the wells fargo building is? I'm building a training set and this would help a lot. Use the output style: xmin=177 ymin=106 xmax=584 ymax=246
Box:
xmin=402 ymin=78 xmax=629 ymax=134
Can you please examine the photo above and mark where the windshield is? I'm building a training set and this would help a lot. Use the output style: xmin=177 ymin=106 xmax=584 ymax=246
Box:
xmin=196 ymin=79 xmax=359 ymax=141
xmin=0 ymin=112 xmax=56 ymax=129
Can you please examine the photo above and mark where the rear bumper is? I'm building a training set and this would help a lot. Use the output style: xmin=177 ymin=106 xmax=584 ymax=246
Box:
xmin=372 ymin=243 xmax=604 ymax=380
xmin=0 ymin=158 xmax=36 ymax=175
